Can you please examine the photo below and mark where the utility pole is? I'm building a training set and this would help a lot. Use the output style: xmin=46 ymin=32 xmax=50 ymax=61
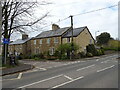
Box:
xmin=70 ymin=15 xmax=74 ymax=59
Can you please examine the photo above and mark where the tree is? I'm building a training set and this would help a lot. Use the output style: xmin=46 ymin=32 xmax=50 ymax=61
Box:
xmin=55 ymin=43 xmax=79 ymax=59
xmin=96 ymin=32 xmax=111 ymax=45
xmin=1 ymin=0 xmax=51 ymax=65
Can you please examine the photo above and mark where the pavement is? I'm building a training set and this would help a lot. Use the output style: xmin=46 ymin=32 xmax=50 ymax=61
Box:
xmin=1 ymin=64 xmax=34 ymax=76
xmin=2 ymin=53 xmax=119 ymax=89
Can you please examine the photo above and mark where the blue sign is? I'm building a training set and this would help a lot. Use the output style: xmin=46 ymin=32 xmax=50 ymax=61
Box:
xmin=3 ymin=38 xmax=10 ymax=44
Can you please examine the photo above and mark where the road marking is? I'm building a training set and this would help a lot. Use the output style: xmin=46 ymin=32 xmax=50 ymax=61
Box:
xmin=2 ymin=73 xmax=23 ymax=81
xmin=47 ymin=67 xmax=52 ymax=68
xmin=96 ymin=59 xmax=99 ymax=61
xmin=64 ymin=75 xmax=73 ymax=81
xmin=63 ymin=64 xmax=68 ymax=65
xmin=77 ymin=64 xmax=95 ymax=71
xmin=17 ymin=73 xmax=23 ymax=79
xmin=101 ymin=60 xmax=110 ymax=63
xmin=33 ymin=62 xmax=38 ymax=65
xmin=36 ymin=67 xmax=47 ymax=70
xmin=97 ymin=65 xmax=115 ymax=72
xmin=51 ymin=76 xmax=84 ymax=89
xmin=18 ymin=74 xmax=63 ymax=88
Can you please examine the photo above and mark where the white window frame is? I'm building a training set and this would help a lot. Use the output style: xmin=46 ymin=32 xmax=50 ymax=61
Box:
xmin=34 ymin=40 xmax=36 ymax=45
xmin=47 ymin=38 xmax=50 ymax=44
xmin=39 ymin=39 xmax=42 ymax=44
xmin=54 ymin=37 xmax=58 ymax=43
xmin=49 ymin=48 xmax=54 ymax=55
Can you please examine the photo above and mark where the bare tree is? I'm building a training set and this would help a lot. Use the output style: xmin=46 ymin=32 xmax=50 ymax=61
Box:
xmin=1 ymin=0 xmax=51 ymax=65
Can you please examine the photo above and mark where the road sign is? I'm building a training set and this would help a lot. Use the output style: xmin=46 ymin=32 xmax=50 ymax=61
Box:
xmin=3 ymin=38 xmax=10 ymax=44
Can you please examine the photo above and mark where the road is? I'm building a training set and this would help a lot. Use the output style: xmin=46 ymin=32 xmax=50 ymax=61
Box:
xmin=2 ymin=53 xmax=119 ymax=89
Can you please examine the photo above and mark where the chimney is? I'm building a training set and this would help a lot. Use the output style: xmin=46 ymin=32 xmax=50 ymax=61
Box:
xmin=52 ymin=24 xmax=60 ymax=30
xmin=22 ymin=34 xmax=28 ymax=40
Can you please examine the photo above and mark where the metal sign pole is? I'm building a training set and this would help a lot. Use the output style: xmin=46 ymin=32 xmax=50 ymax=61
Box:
xmin=4 ymin=44 xmax=6 ymax=64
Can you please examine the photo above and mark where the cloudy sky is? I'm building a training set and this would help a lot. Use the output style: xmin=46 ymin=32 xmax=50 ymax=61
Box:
xmin=11 ymin=0 xmax=119 ymax=41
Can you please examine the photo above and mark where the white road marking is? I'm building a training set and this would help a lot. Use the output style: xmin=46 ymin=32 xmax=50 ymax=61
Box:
xmin=18 ymin=74 xmax=63 ymax=88
xmin=47 ymin=67 xmax=52 ymax=68
xmin=36 ymin=67 xmax=47 ymax=70
xmin=63 ymin=64 xmax=68 ymax=65
xmin=24 ymin=69 xmax=40 ymax=73
xmin=2 ymin=73 xmax=23 ymax=81
xmin=77 ymin=64 xmax=95 ymax=71
xmin=17 ymin=73 xmax=23 ymax=79
xmin=33 ymin=62 xmax=38 ymax=65
xmin=114 ymin=61 xmax=118 ymax=63
xmin=96 ymin=59 xmax=99 ymax=61
xmin=64 ymin=75 xmax=73 ymax=81
xmin=101 ymin=60 xmax=110 ymax=63
xmin=51 ymin=76 xmax=84 ymax=89
xmin=97 ymin=65 xmax=115 ymax=72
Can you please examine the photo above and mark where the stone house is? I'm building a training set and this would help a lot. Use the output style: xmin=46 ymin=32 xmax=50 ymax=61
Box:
xmin=31 ymin=24 xmax=95 ymax=56
xmin=8 ymin=24 xmax=95 ymax=57
xmin=8 ymin=34 xmax=32 ymax=57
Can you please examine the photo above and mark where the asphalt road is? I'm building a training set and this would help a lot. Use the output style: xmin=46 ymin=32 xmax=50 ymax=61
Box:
xmin=2 ymin=53 xmax=119 ymax=89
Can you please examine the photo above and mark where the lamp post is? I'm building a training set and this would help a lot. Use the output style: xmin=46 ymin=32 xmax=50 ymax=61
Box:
xmin=95 ymin=31 xmax=99 ymax=43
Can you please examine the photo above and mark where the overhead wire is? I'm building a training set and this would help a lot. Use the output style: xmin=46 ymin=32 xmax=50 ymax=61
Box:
xmin=39 ymin=4 xmax=118 ymax=30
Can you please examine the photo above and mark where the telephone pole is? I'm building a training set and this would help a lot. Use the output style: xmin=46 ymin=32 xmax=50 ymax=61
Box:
xmin=70 ymin=15 xmax=74 ymax=59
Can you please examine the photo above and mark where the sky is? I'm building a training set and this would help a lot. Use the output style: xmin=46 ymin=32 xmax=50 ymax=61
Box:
xmin=11 ymin=0 xmax=119 ymax=41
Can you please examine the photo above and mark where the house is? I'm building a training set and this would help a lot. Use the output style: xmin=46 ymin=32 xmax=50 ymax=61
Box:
xmin=31 ymin=24 xmax=95 ymax=55
xmin=8 ymin=24 xmax=95 ymax=57
xmin=8 ymin=34 xmax=32 ymax=57
xmin=62 ymin=26 xmax=95 ymax=52
xmin=31 ymin=24 xmax=71 ymax=55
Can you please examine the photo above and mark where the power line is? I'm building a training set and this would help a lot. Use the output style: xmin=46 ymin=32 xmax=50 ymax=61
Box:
xmin=39 ymin=4 xmax=118 ymax=30
xmin=73 ymin=4 xmax=118 ymax=16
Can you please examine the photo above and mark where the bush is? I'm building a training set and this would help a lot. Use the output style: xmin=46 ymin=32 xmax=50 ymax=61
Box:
xmin=61 ymin=54 xmax=68 ymax=60
xmin=86 ymin=44 xmax=98 ymax=56
xmin=103 ymin=47 xmax=118 ymax=51
xmin=96 ymin=49 xmax=105 ymax=56
xmin=78 ymin=52 xmax=86 ymax=58
xmin=86 ymin=52 xmax=93 ymax=57
xmin=34 ymin=57 xmax=40 ymax=60
xmin=56 ymin=43 xmax=79 ymax=60
xmin=27 ymin=53 xmax=45 ymax=60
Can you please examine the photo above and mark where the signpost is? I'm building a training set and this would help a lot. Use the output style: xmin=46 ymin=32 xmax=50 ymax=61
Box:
xmin=3 ymin=38 xmax=10 ymax=64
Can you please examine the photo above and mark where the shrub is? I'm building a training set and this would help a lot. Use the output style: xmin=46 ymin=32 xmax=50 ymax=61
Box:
xmin=78 ymin=51 xmax=86 ymax=58
xmin=56 ymin=43 xmax=79 ymax=59
xmin=86 ymin=44 xmax=98 ymax=56
xmin=86 ymin=52 xmax=93 ymax=57
xmin=28 ymin=53 xmax=45 ymax=60
xmin=34 ymin=57 xmax=40 ymax=60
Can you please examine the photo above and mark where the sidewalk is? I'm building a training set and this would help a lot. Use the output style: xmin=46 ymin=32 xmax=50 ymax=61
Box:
xmin=1 ymin=64 xmax=34 ymax=76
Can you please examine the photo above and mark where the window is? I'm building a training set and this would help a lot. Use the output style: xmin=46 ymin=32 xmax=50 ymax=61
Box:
xmin=39 ymin=39 xmax=42 ymax=44
xmin=90 ymin=39 xmax=92 ymax=44
xmin=47 ymin=38 xmax=50 ymax=44
xmin=49 ymin=48 xmax=54 ymax=55
xmin=67 ymin=38 xmax=70 ymax=43
xmin=54 ymin=37 xmax=58 ymax=43
xmin=34 ymin=40 xmax=36 ymax=45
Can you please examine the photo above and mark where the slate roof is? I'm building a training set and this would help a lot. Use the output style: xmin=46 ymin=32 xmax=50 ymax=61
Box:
xmin=9 ymin=38 xmax=32 ymax=45
xmin=62 ymin=26 xmax=86 ymax=38
xmin=35 ymin=27 xmax=70 ymax=39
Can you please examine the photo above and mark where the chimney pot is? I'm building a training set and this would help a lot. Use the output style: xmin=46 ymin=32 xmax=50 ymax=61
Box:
xmin=52 ymin=24 xmax=60 ymax=30
xmin=22 ymin=34 xmax=28 ymax=40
